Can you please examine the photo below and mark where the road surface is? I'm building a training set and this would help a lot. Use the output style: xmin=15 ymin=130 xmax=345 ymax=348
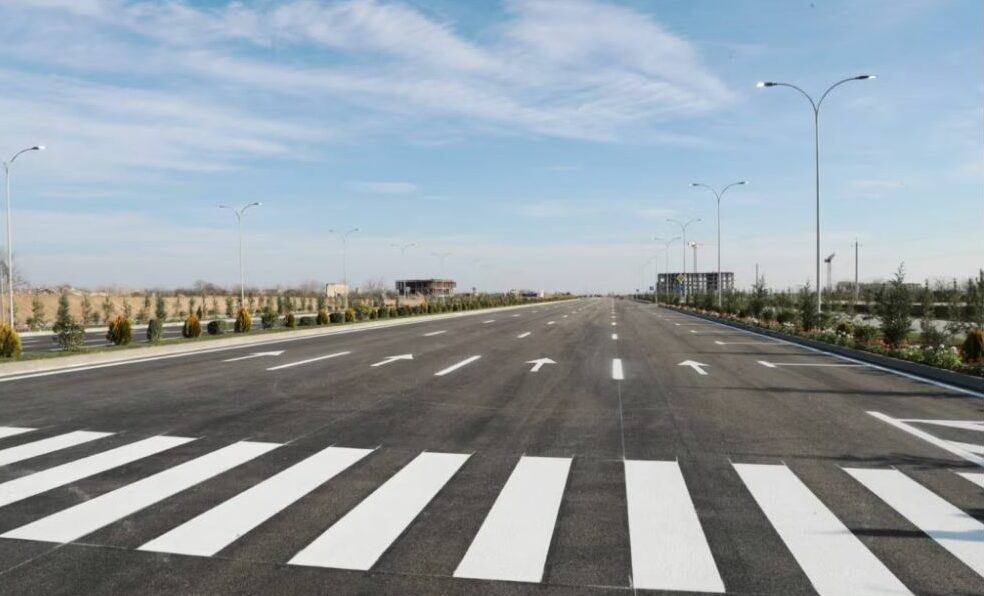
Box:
xmin=0 ymin=297 xmax=980 ymax=595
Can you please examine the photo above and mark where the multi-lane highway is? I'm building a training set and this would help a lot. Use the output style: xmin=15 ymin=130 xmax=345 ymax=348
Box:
xmin=0 ymin=297 xmax=980 ymax=595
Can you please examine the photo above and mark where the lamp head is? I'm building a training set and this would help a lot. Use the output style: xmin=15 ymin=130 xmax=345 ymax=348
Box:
xmin=756 ymin=81 xmax=777 ymax=88
xmin=856 ymin=74 xmax=877 ymax=80
xmin=32 ymin=145 xmax=45 ymax=151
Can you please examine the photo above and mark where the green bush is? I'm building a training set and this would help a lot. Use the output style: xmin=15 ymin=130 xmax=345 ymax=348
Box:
xmin=235 ymin=307 xmax=252 ymax=333
xmin=876 ymin=265 xmax=912 ymax=348
xmin=260 ymin=308 xmax=277 ymax=329
xmin=182 ymin=314 xmax=202 ymax=338
xmin=53 ymin=321 xmax=86 ymax=351
xmin=27 ymin=296 xmax=46 ymax=331
xmin=853 ymin=324 xmax=878 ymax=346
xmin=316 ymin=309 xmax=329 ymax=325
xmin=329 ymin=311 xmax=344 ymax=324
xmin=760 ymin=307 xmax=775 ymax=322
xmin=797 ymin=284 xmax=819 ymax=331
xmin=284 ymin=313 xmax=296 ymax=328
xmin=0 ymin=323 xmax=22 ymax=359
xmin=207 ymin=319 xmax=228 ymax=335
xmin=106 ymin=314 xmax=132 ymax=345
xmin=962 ymin=328 xmax=984 ymax=362
xmin=299 ymin=316 xmax=316 ymax=326
xmin=835 ymin=320 xmax=854 ymax=336
xmin=146 ymin=318 xmax=163 ymax=342
xmin=776 ymin=309 xmax=795 ymax=325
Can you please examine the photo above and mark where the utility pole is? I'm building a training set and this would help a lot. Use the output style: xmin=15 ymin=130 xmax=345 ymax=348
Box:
xmin=853 ymin=239 xmax=860 ymax=307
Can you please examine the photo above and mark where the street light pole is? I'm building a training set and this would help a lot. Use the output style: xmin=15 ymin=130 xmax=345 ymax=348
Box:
xmin=219 ymin=202 xmax=261 ymax=307
xmin=391 ymin=242 xmax=416 ymax=304
xmin=654 ymin=236 xmax=680 ymax=302
xmin=329 ymin=228 xmax=360 ymax=310
xmin=690 ymin=181 xmax=746 ymax=310
xmin=3 ymin=145 xmax=44 ymax=326
xmin=666 ymin=219 xmax=701 ymax=302
xmin=757 ymin=75 xmax=876 ymax=315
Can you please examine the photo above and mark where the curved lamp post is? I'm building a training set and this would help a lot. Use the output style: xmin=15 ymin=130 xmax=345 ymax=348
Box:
xmin=690 ymin=181 xmax=746 ymax=309
xmin=329 ymin=228 xmax=360 ymax=309
xmin=757 ymin=75 xmax=876 ymax=314
xmin=3 ymin=145 xmax=44 ymax=325
xmin=219 ymin=202 xmax=261 ymax=307
xmin=391 ymin=242 xmax=416 ymax=303
xmin=666 ymin=219 xmax=701 ymax=300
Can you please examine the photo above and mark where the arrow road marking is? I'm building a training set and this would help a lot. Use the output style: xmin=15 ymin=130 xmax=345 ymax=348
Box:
xmin=517 ymin=332 xmax=531 ymax=339
xmin=678 ymin=360 xmax=709 ymax=376
xmin=267 ymin=352 xmax=351 ymax=371
xmin=526 ymin=358 xmax=556 ymax=373
xmin=758 ymin=360 xmax=862 ymax=369
xmin=435 ymin=355 xmax=482 ymax=377
xmin=371 ymin=354 xmax=414 ymax=367
xmin=223 ymin=351 xmax=285 ymax=363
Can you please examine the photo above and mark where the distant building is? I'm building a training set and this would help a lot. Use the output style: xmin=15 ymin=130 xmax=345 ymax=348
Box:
xmin=657 ymin=272 xmax=734 ymax=295
xmin=324 ymin=283 xmax=349 ymax=298
xmin=396 ymin=279 xmax=456 ymax=297
xmin=510 ymin=289 xmax=544 ymax=298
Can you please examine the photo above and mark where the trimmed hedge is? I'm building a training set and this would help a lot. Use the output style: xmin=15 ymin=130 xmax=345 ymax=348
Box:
xmin=207 ymin=319 xmax=228 ymax=335
xmin=0 ymin=323 xmax=22 ymax=359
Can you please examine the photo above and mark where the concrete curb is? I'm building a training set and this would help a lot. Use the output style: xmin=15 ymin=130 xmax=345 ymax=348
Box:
xmin=1 ymin=301 xmax=571 ymax=379
xmin=668 ymin=307 xmax=984 ymax=396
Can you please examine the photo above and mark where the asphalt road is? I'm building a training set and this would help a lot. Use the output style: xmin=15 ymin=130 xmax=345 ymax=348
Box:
xmin=0 ymin=297 xmax=980 ymax=595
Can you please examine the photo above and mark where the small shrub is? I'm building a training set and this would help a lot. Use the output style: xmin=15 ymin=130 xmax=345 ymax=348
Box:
xmin=53 ymin=321 xmax=86 ymax=351
xmin=344 ymin=308 xmax=356 ymax=323
xmin=284 ymin=313 xmax=296 ymax=328
xmin=260 ymin=308 xmax=277 ymax=329
xmin=962 ymin=328 xmax=984 ymax=362
xmin=876 ymin=265 xmax=913 ymax=348
xmin=0 ymin=324 xmax=22 ymax=359
xmin=146 ymin=318 xmax=163 ymax=342
xmin=776 ymin=309 xmax=795 ymax=325
xmin=182 ymin=314 xmax=202 ymax=338
xmin=207 ymin=319 xmax=228 ymax=335
xmin=835 ymin=320 xmax=854 ymax=336
xmin=853 ymin=324 xmax=878 ymax=346
xmin=106 ymin=314 xmax=132 ymax=345
xmin=316 ymin=309 xmax=329 ymax=325
xmin=329 ymin=311 xmax=344 ymax=324
xmin=299 ymin=316 xmax=316 ymax=326
xmin=27 ymin=296 xmax=46 ymax=331
xmin=919 ymin=325 xmax=948 ymax=349
xmin=235 ymin=307 xmax=252 ymax=333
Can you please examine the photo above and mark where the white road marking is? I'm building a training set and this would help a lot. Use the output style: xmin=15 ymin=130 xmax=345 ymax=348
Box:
xmin=611 ymin=333 xmax=618 ymax=340
xmin=714 ymin=340 xmax=779 ymax=346
xmin=222 ymin=351 xmax=285 ymax=362
xmin=483 ymin=320 xmax=496 ymax=324
xmin=547 ymin=321 xmax=556 ymax=325
xmin=958 ymin=471 xmax=984 ymax=489
xmin=625 ymin=460 xmax=724 ymax=593
xmin=0 ymin=427 xmax=34 ymax=440
xmin=846 ymin=467 xmax=984 ymax=578
xmin=3 ymin=441 xmax=278 ymax=544
xmin=611 ymin=322 xmax=617 ymax=327
xmin=0 ymin=435 xmax=194 ymax=509
xmin=370 ymin=354 xmax=414 ymax=367
xmin=511 ymin=314 xmax=520 ymax=317
xmin=526 ymin=358 xmax=555 ymax=373
xmin=423 ymin=330 xmax=446 ymax=337
xmin=290 ymin=451 xmax=470 ymax=570
xmin=758 ymin=360 xmax=862 ymax=368
xmin=435 ymin=355 xmax=482 ymax=377
xmin=903 ymin=419 xmax=984 ymax=433
xmin=562 ymin=315 xmax=568 ymax=319
xmin=678 ymin=360 xmax=709 ymax=376
xmin=734 ymin=463 xmax=911 ymax=596
xmin=0 ymin=431 xmax=113 ymax=467
xmin=454 ymin=456 xmax=571 ymax=583
xmin=868 ymin=411 xmax=984 ymax=468
xmin=267 ymin=351 xmax=351 ymax=371
xmin=612 ymin=359 xmax=624 ymax=380
xmin=945 ymin=440 xmax=984 ymax=455
xmin=517 ymin=332 xmax=531 ymax=339
xmin=141 ymin=446 xmax=372 ymax=557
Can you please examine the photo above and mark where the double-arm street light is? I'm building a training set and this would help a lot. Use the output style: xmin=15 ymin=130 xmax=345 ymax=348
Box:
xmin=690 ymin=181 xmax=747 ymax=309
xmin=3 ymin=145 xmax=45 ymax=325
xmin=757 ymin=74 xmax=876 ymax=314
xmin=666 ymin=219 xmax=700 ymax=300
xmin=391 ymin=242 xmax=416 ymax=303
xmin=653 ymin=236 xmax=680 ymax=301
xmin=218 ymin=202 xmax=261 ymax=307
xmin=329 ymin=228 xmax=360 ymax=309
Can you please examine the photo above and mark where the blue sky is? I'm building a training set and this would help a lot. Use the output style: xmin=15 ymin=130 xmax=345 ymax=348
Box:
xmin=0 ymin=0 xmax=980 ymax=293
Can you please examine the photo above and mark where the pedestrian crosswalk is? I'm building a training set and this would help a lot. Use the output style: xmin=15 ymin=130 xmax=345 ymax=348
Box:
xmin=0 ymin=426 xmax=980 ymax=594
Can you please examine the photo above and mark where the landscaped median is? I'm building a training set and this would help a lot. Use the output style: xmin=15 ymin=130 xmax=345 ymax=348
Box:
xmin=0 ymin=298 xmax=573 ymax=380
xmin=664 ymin=305 xmax=984 ymax=395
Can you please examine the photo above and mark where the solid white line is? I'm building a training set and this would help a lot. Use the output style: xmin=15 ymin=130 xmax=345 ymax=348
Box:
xmin=423 ymin=330 xmax=446 ymax=336
xmin=902 ymin=419 xmax=984 ymax=432
xmin=625 ymin=460 xmax=724 ymax=592
xmin=846 ymin=467 xmax=984 ymax=577
xmin=266 ymin=351 xmax=351 ymax=371
xmin=435 ymin=355 xmax=482 ymax=377
xmin=140 ymin=446 xmax=372 ymax=557
xmin=946 ymin=440 xmax=984 ymax=455
xmin=0 ymin=427 xmax=34 ymax=440
xmin=868 ymin=411 xmax=984 ymax=468
xmin=3 ymin=441 xmax=278 ymax=544
xmin=759 ymin=361 xmax=863 ymax=368
xmin=517 ymin=332 xmax=531 ymax=339
xmin=0 ymin=435 xmax=194 ymax=508
xmin=958 ymin=471 xmax=984 ymax=489
xmin=734 ymin=463 xmax=911 ymax=596
xmin=0 ymin=431 xmax=113 ymax=467
xmin=291 ymin=451 xmax=470 ymax=570
xmin=612 ymin=359 xmax=624 ymax=380
xmin=454 ymin=456 xmax=571 ymax=583
xmin=611 ymin=333 xmax=618 ymax=340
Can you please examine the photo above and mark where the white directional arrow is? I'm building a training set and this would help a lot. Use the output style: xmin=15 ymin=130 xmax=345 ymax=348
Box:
xmin=222 ymin=351 xmax=285 ymax=362
xmin=526 ymin=358 xmax=556 ymax=372
xmin=371 ymin=354 xmax=414 ymax=367
xmin=678 ymin=360 xmax=709 ymax=376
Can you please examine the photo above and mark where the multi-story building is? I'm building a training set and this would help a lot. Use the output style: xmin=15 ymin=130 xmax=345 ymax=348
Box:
xmin=395 ymin=279 xmax=456 ymax=297
xmin=657 ymin=272 xmax=734 ymax=295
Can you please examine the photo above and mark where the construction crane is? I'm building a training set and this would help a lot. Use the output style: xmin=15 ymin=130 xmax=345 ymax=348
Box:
xmin=824 ymin=252 xmax=836 ymax=292
xmin=689 ymin=241 xmax=707 ymax=272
